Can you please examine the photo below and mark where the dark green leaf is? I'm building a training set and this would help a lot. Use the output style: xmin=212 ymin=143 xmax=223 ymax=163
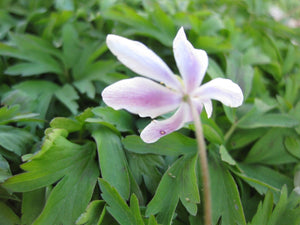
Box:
xmin=244 ymin=128 xmax=297 ymax=165
xmin=99 ymin=178 xmax=145 ymax=225
xmin=210 ymin=151 xmax=246 ymax=225
xmin=0 ymin=125 xmax=35 ymax=156
xmin=146 ymin=154 xmax=199 ymax=224
xmin=92 ymin=127 xmax=130 ymax=199
xmin=76 ymin=200 xmax=106 ymax=225
xmin=123 ymin=133 xmax=197 ymax=156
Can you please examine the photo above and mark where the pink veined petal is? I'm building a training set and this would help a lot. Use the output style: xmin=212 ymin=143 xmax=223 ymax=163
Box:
xmin=102 ymin=77 xmax=182 ymax=118
xmin=194 ymin=78 xmax=244 ymax=107
xmin=106 ymin=34 xmax=181 ymax=90
xmin=173 ymin=27 xmax=208 ymax=93
xmin=140 ymin=104 xmax=188 ymax=143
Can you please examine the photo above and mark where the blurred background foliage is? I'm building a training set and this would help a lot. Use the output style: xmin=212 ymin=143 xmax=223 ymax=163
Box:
xmin=0 ymin=0 xmax=300 ymax=224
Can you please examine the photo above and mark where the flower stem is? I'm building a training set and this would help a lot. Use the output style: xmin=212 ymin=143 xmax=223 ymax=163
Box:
xmin=187 ymin=98 xmax=212 ymax=225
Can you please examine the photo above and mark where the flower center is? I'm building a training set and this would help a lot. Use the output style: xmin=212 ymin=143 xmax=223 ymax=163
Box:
xmin=182 ymin=94 xmax=189 ymax=102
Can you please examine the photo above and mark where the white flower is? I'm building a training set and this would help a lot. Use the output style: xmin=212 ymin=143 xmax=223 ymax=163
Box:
xmin=102 ymin=27 xmax=243 ymax=143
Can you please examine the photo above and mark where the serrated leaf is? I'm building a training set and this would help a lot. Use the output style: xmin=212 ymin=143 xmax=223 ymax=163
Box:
xmin=128 ymin=153 xmax=164 ymax=194
xmin=2 ymin=129 xmax=99 ymax=225
xmin=248 ymin=191 xmax=274 ymax=225
xmin=98 ymin=179 xmax=144 ymax=225
xmin=92 ymin=127 xmax=130 ymax=200
xmin=146 ymin=154 xmax=199 ymax=224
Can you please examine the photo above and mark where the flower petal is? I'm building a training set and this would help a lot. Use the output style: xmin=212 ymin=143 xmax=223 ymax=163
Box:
xmin=194 ymin=78 xmax=244 ymax=107
xmin=203 ymin=100 xmax=213 ymax=118
xmin=102 ymin=77 xmax=181 ymax=118
xmin=140 ymin=104 xmax=188 ymax=143
xmin=173 ymin=27 xmax=208 ymax=92
xmin=106 ymin=34 xmax=181 ymax=89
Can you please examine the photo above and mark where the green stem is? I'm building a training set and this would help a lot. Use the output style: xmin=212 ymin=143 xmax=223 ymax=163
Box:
xmin=224 ymin=123 xmax=237 ymax=142
xmin=187 ymin=98 xmax=212 ymax=225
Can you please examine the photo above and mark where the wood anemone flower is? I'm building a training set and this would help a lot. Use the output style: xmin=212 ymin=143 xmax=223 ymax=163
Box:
xmin=102 ymin=27 xmax=243 ymax=143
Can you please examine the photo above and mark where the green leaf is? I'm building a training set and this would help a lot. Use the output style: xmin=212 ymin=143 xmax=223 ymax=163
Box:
xmin=0 ymin=201 xmax=21 ymax=225
xmin=92 ymin=127 xmax=130 ymax=200
xmin=50 ymin=117 xmax=82 ymax=133
xmin=0 ymin=125 xmax=35 ymax=156
xmin=236 ymin=163 xmax=293 ymax=203
xmin=2 ymin=128 xmax=99 ymax=225
xmin=146 ymin=154 xmax=199 ymax=224
xmin=0 ymin=154 xmax=11 ymax=183
xmin=128 ymin=153 xmax=164 ymax=194
xmin=62 ymin=23 xmax=81 ymax=69
xmin=102 ymin=4 xmax=173 ymax=46
xmin=244 ymin=128 xmax=297 ymax=165
xmin=98 ymin=178 xmax=145 ymax=225
xmin=219 ymin=145 xmax=236 ymax=165
xmin=249 ymin=187 xmax=300 ymax=225
xmin=91 ymin=107 xmax=134 ymax=132
xmin=284 ymin=136 xmax=300 ymax=159
xmin=21 ymin=188 xmax=45 ymax=225
xmin=210 ymin=151 xmax=246 ymax=225
xmin=5 ymin=80 xmax=60 ymax=120
xmin=123 ymin=133 xmax=197 ymax=156
xmin=76 ymin=200 xmax=106 ymax=225
xmin=237 ymin=113 xmax=299 ymax=129
xmin=55 ymin=84 xmax=79 ymax=115
xmin=248 ymin=191 xmax=274 ymax=225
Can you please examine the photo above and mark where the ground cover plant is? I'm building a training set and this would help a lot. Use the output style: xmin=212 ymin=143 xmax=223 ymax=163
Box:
xmin=0 ymin=0 xmax=300 ymax=224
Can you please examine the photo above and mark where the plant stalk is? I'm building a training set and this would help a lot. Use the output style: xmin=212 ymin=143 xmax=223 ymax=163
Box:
xmin=187 ymin=98 xmax=212 ymax=225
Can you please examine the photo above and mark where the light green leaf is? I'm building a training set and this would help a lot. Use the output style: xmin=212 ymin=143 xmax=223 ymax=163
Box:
xmin=92 ymin=127 xmax=130 ymax=200
xmin=219 ymin=145 xmax=236 ymax=165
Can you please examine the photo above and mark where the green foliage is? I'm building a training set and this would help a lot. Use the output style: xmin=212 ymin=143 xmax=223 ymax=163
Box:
xmin=1 ymin=0 xmax=300 ymax=224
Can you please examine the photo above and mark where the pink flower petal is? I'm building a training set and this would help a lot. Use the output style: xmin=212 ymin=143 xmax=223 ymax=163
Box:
xmin=106 ymin=34 xmax=181 ymax=90
xmin=102 ymin=77 xmax=181 ymax=118
xmin=194 ymin=78 xmax=244 ymax=107
xmin=173 ymin=27 xmax=208 ymax=93
xmin=140 ymin=104 xmax=188 ymax=143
